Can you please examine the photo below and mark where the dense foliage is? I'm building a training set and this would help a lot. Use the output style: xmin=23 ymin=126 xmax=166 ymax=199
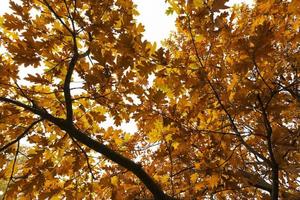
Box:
xmin=0 ymin=0 xmax=299 ymax=199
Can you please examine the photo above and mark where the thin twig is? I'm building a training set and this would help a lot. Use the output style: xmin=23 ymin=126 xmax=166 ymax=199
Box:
xmin=14 ymin=81 xmax=36 ymax=107
xmin=0 ymin=119 xmax=43 ymax=152
xmin=41 ymin=0 xmax=73 ymax=34
xmin=2 ymin=141 xmax=20 ymax=200
xmin=69 ymin=135 xmax=96 ymax=180
xmin=186 ymin=13 xmax=272 ymax=167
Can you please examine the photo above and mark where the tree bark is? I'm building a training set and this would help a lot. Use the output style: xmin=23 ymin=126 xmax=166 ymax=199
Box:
xmin=271 ymin=165 xmax=279 ymax=200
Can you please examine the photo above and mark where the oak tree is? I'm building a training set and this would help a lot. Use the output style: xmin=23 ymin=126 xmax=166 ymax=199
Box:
xmin=0 ymin=0 xmax=299 ymax=199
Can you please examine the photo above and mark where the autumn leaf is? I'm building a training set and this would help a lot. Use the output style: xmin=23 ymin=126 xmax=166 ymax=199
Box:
xmin=111 ymin=176 xmax=119 ymax=187
xmin=0 ymin=0 xmax=299 ymax=199
xmin=206 ymin=174 xmax=219 ymax=189
xmin=190 ymin=173 xmax=199 ymax=184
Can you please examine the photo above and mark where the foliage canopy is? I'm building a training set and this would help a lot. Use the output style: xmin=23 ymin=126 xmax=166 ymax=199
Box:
xmin=0 ymin=0 xmax=299 ymax=199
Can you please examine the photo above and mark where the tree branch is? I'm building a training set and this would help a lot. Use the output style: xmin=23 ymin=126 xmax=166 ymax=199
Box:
xmin=185 ymin=14 xmax=272 ymax=167
xmin=60 ymin=123 xmax=174 ymax=200
xmin=0 ymin=97 xmax=64 ymax=126
xmin=257 ymin=94 xmax=279 ymax=200
xmin=0 ymin=97 xmax=174 ymax=199
xmin=239 ymin=169 xmax=272 ymax=193
xmin=42 ymin=0 xmax=73 ymax=34
xmin=14 ymin=81 xmax=36 ymax=107
xmin=2 ymin=141 xmax=20 ymax=200
xmin=251 ymin=54 xmax=272 ymax=92
xmin=0 ymin=119 xmax=43 ymax=152
xmin=69 ymin=134 xmax=96 ymax=180
xmin=64 ymin=53 xmax=78 ymax=122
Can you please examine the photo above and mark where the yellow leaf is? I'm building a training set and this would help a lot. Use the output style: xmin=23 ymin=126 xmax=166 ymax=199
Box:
xmin=44 ymin=149 xmax=52 ymax=160
xmin=194 ymin=163 xmax=201 ymax=169
xmin=5 ymin=30 xmax=19 ymax=39
xmin=229 ymin=91 xmax=235 ymax=101
xmin=194 ymin=0 xmax=204 ymax=8
xmin=258 ymin=0 xmax=275 ymax=12
xmin=136 ymin=23 xmax=145 ymax=33
xmin=0 ymin=16 xmax=4 ymax=26
xmin=53 ymin=21 xmax=61 ymax=30
xmin=50 ymin=195 xmax=61 ymax=200
xmin=27 ymin=148 xmax=37 ymax=155
xmin=147 ymin=119 xmax=164 ymax=142
xmin=206 ymin=174 xmax=219 ymax=188
xmin=124 ymin=133 xmax=131 ymax=142
xmin=226 ymin=56 xmax=233 ymax=65
xmin=195 ymin=182 xmax=205 ymax=191
xmin=165 ymin=134 xmax=173 ymax=142
xmin=148 ymin=130 xmax=162 ymax=143
xmin=111 ymin=176 xmax=119 ymax=187
xmin=161 ymin=174 xmax=169 ymax=184
xmin=189 ymin=63 xmax=199 ymax=69
xmin=115 ymin=137 xmax=123 ymax=146
xmin=227 ymin=74 xmax=239 ymax=92
xmin=195 ymin=34 xmax=205 ymax=43
xmin=190 ymin=173 xmax=199 ymax=184
xmin=4 ymin=161 xmax=16 ymax=178
xmin=251 ymin=16 xmax=266 ymax=31
xmin=49 ymin=133 xmax=57 ymax=142
xmin=169 ymin=0 xmax=181 ymax=14
xmin=153 ymin=174 xmax=159 ymax=182
xmin=172 ymin=141 xmax=180 ymax=149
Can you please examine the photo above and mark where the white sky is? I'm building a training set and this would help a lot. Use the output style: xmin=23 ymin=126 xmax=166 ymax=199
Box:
xmin=0 ymin=1 xmax=10 ymax=14
xmin=133 ymin=0 xmax=176 ymax=44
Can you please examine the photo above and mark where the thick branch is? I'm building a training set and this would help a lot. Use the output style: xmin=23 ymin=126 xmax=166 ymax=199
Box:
xmin=239 ymin=170 xmax=272 ymax=193
xmin=257 ymin=95 xmax=276 ymax=165
xmin=0 ymin=97 xmax=64 ymax=126
xmin=60 ymin=123 xmax=173 ymax=200
xmin=0 ymin=97 xmax=173 ymax=199
xmin=64 ymin=53 xmax=78 ymax=122
xmin=42 ymin=0 xmax=79 ymax=123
